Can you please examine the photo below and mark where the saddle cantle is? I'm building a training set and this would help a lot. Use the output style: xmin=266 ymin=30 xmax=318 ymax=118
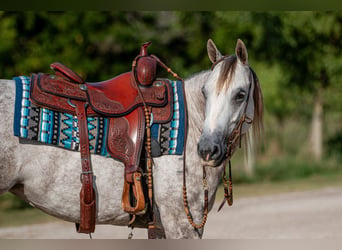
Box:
xmin=28 ymin=42 xmax=182 ymax=235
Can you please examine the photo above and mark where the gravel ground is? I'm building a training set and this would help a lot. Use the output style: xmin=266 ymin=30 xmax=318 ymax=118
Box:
xmin=0 ymin=187 xmax=341 ymax=239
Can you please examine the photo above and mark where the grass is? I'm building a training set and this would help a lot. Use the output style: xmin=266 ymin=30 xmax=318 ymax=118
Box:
xmin=222 ymin=156 xmax=342 ymax=199
xmin=233 ymin=157 xmax=342 ymax=183
xmin=0 ymin=206 xmax=58 ymax=227
xmin=0 ymin=193 xmax=59 ymax=227
xmin=224 ymin=172 xmax=342 ymax=199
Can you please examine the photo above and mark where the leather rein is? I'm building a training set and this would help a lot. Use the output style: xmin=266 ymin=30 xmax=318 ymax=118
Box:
xmin=182 ymin=55 xmax=254 ymax=229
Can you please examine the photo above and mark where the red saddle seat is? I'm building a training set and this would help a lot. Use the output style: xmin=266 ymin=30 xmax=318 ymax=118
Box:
xmin=86 ymin=72 xmax=169 ymax=117
xmin=33 ymin=62 xmax=172 ymax=122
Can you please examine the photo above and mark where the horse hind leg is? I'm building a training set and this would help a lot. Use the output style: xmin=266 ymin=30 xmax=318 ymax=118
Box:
xmin=0 ymin=80 xmax=22 ymax=195
xmin=149 ymin=227 xmax=166 ymax=239
xmin=148 ymin=207 xmax=166 ymax=239
xmin=0 ymin=124 xmax=22 ymax=195
xmin=0 ymin=168 xmax=19 ymax=196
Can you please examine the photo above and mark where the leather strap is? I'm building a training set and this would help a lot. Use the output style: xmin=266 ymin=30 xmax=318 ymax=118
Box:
xmin=210 ymin=55 xmax=231 ymax=71
xmin=73 ymin=100 xmax=96 ymax=234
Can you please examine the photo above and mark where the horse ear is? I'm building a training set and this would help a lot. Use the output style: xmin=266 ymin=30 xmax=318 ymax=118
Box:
xmin=207 ymin=39 xmax=223 ymax=64
xmin=235 ymin=39 xmax=248 ymax=65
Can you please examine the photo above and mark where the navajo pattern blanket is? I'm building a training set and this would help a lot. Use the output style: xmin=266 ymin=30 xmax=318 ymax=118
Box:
xmin=13 ymin=76 xmax=186 ymax=157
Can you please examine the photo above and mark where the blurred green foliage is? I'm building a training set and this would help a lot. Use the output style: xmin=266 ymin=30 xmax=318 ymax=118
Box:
xmin=0 ymin=193 xmax=31 ymax=210
xmin=234 ymin=157 xmax=342 ymax=184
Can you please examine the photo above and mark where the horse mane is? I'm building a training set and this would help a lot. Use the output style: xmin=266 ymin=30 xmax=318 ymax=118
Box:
xmin=236 ymin=67 xmax=264 ymax=164
xmin=250 ymin=67 xmax=264 ymax=142
xmin=216 ymin=56 xmax=237 ymax=95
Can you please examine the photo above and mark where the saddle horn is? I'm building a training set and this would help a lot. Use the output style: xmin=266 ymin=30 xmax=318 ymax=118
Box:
xmin=133 ymin=41 xmax=157 ymax=86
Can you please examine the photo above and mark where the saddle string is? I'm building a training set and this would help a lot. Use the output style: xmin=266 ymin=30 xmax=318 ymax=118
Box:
xmin=150 ymin=54 xmax=183 ymax=80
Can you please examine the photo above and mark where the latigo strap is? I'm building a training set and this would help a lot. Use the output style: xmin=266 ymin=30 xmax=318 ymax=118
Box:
xmin=73 ymin=100 xmax=96 ymax=233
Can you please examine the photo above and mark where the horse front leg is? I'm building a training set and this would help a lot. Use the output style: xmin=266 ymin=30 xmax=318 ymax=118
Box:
xmin=155 ymin=200 xmax=204 ymax=239
xmin=153 ymin=156 xmax=205 ymax=239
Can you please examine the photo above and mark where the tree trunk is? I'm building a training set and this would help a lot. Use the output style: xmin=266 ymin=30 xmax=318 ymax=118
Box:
xmin=309 ymin=92 xmax=323 ymax=161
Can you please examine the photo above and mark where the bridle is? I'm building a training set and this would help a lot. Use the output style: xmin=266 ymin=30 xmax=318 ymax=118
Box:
xmin=183 ymin=55 xmax=254 ymax=229
xmin=218 ymin=72 xmax=253 ymax=211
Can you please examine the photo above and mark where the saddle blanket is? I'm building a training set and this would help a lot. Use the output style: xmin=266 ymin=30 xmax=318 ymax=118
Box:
xmin=13 ymin=76 xmax=186 ymax=156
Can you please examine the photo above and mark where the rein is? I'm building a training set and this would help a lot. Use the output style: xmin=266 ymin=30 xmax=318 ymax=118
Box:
xmin=182 ymin=55 xmax=254 ymax=229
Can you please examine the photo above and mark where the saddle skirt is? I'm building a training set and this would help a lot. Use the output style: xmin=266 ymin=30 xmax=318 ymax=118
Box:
xmin=13 ymin=76 xmax=186 ymax=158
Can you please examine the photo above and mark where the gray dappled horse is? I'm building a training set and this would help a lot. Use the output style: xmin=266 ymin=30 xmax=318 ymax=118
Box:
xmin=0 ymin=39 xmax=263 ymax=238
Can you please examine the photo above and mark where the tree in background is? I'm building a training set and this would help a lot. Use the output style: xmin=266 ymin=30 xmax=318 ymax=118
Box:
xmin=0 ymin=11 xmax=212 ymax=80
xmin=0 ymin=11 xmax=341 ymax=164
xmin=251 ymin=12 xmax=342 ymax=161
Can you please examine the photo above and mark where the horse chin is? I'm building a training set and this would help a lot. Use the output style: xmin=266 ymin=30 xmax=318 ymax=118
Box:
xmin=200 ymin=159 xmax=223 ymax=168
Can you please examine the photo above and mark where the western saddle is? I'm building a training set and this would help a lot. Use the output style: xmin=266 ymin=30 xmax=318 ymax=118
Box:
xmin=29 ymin=42 xmax=182 ymax=237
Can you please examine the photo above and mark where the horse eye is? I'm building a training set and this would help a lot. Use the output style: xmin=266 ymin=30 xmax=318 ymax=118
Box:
xmin=235 ymin=91 xmax=246 ymax=102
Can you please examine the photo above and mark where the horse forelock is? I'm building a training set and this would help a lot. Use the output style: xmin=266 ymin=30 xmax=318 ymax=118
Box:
xmin=216 ymin=56 xmax=237 ymax=95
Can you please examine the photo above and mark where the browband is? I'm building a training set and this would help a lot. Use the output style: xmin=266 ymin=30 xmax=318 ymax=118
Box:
xmin=210 ymin=55 xmax=231 ymax=71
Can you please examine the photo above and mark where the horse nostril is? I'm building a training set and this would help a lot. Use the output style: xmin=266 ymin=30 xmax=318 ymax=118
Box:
xmin=211 ymin=144 xmax=222 ymax=160
xmin=212 ymin=145 xmax=219 ymax=155
xmin=198 ymin=142 xmax=211 ymax=160
xmin=198 ymin=141 xmax=222 ymax=162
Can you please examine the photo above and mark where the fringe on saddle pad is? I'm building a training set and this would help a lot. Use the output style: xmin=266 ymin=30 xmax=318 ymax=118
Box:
xmin=13 ymin=76 xmax=186 ymax=157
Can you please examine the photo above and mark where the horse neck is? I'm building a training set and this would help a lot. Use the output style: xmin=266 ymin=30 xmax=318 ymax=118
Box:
xmin=183 ymin=70 xmax=224 ymax=192
xmin=184 ymin=70 xmax=208 ymax=145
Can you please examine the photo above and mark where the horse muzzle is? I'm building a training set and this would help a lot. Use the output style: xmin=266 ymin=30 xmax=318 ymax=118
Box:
xmin=197 ymin=134 xmax=226 ymax=167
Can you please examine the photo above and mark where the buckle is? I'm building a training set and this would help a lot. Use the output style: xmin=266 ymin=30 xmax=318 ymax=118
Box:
xmin=80 ymin=171 xmax=93 ymax=183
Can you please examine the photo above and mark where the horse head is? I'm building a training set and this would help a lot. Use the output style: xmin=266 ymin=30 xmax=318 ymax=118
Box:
xmin=197 ymin=39 xmax=263 ymax=167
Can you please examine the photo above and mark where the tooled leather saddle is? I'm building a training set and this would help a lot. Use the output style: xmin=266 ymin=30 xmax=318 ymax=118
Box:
xmin=29 ymin=42 xmax=181 ymax=235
